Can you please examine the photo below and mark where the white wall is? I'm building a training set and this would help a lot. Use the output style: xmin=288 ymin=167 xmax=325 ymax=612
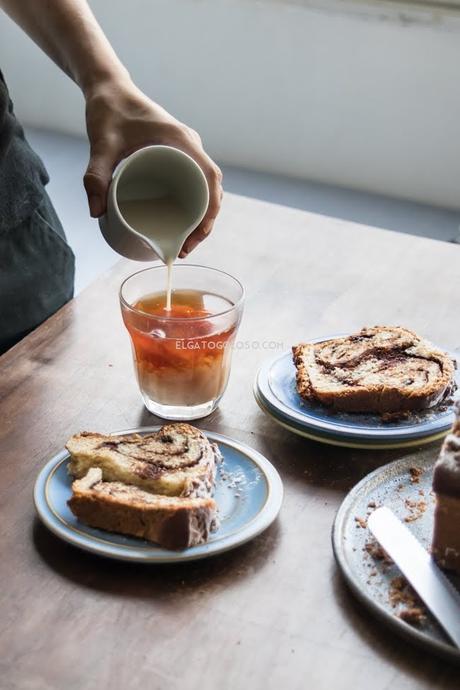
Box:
xmin=1 ymin=0 xmax=459 ymax=208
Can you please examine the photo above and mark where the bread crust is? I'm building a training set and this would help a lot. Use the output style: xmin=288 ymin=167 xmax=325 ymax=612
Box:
xmin=293 ymin=326 xmax=456 ymax=413
xmin=68 ymin=468 xmax=217 ymax=550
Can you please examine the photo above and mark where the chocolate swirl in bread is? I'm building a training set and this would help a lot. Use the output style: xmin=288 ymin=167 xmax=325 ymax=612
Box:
xmin=98 ymin=427 xmax=205 ymax=471
xmin=293 ymin=326 xmax=456 ymax=413
xmin=67 ymin=424 xmax=221 ymax=497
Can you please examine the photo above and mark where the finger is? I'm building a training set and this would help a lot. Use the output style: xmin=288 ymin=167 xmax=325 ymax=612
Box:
xmin=178 ymin=241 xmax=197 ymax=259
xmin=83 ymin=146 xmax=117 ymax=217
xmin=178 ymin=162 xmax=222 ymax=257
xmin=179 ymin=235 xmax=204 ymax=259
xmin=204 ymin=165 xmax=223 ymax=220
xmin=188 ymin=152 xmax=222 ymax=222
xmin=194 ymin=174 xmax=222 ymax=236
xmin=180 ymin=178 xmax=222 ymax=257
xmin=179 ymin=219 xmax=215 ymax=258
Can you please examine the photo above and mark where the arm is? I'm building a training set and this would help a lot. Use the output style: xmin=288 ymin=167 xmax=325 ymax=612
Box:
xmin=0 ymin=0 xmax=222 ymax=255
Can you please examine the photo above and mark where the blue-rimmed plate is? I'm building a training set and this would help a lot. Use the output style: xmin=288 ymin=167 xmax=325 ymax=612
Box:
xmin=255 ymin=340 xmax=459 ymax=445
xmin=254 ymin=388 xmax=451 ymax=450
xmin=34 ymin=427 xmax=283 ymax=563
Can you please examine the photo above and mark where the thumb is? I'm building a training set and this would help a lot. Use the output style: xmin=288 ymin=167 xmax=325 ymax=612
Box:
xmin=83 ymin=150 xmax=114 ymax=218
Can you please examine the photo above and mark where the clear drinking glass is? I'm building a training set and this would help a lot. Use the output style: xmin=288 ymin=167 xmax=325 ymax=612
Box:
xmin=120 ymin=264 xmax=244 ymax=420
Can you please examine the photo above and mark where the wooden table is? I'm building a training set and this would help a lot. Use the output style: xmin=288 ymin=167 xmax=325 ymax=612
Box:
xmin=1 ymin=194 xmax=459 ymax=690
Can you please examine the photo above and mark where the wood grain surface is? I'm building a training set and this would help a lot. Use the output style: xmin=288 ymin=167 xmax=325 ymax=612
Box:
xmin=1 ymin=194 xmax=459 ymax=690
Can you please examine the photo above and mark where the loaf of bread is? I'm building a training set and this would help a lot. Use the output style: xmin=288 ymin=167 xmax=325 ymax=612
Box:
xmin=432 ymin=401 xmax=460 ymax=573
xmin=293 ymin=326 xmax=456 ymax=413
xmin=66 ymin=423 xmax=221 ymax=497
xmin=68 ymin=468 xmax=217 ymax=550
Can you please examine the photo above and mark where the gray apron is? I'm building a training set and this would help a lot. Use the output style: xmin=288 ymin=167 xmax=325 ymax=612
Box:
xmin=0 ymin=70 xmax=75 ymax=354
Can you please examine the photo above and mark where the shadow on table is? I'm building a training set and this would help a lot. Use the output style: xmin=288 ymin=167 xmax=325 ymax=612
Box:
xmin=92 ymin=403 xmax=454 ymax=683
xmin=32 ymin=517 xmax=280 ymax=598
xmin=246 ymin=423 xmax=441 ymax=494
xmin=332 ymin=570 xmax=460 ymax=682
xmin=135 ymin=405 xmax=226 ymax=430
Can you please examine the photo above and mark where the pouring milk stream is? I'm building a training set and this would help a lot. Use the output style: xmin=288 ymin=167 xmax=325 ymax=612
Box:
xmin=118 ymin=197 xmax=189 ymax=309
xmin=99 ymin=145 xmax=209 ymax=309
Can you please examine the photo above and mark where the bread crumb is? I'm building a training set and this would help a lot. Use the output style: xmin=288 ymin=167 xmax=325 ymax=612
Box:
xmin=381 ymin=410 xmax=412 ymax=423
xmin=389 ymin=576 xmax=415 ymax=607
xmin=354 ymin=516 xmax=367 ymax=528
xmin=404 ymin=498 xmax=427 ymax=523
xmin=409 ymin=467 xmax=423 ymax=484
xmin=398 ymin=607 xmax=426 ymax=626
xmin=364 ymin=541 xmax=393 ymax=565
xmin=389 ymin=577 xmax=426 ymax=628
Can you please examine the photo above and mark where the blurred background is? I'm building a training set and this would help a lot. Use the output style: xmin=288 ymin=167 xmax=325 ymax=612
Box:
xmin=1 ymin=0 xmax=459 ymax=292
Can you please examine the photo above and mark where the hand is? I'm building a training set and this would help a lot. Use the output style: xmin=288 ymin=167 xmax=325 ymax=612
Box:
xmin=83 ymin=78 xmax=223 ymax=257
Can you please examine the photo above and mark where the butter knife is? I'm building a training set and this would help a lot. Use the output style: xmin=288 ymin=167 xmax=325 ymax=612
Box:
xmin=367 ymin=506 xmax=460 ymax=648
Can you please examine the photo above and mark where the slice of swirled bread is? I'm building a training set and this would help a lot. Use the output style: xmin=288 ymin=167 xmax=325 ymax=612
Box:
xmin=66 ymin=424 xmax=221 ymax=497
xmin=293 ymin=326 xmax=456 ymax=413
xmin=68 ymin=468 xmax=216 ymax=550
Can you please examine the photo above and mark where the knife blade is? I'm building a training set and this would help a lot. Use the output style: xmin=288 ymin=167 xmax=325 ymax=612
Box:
xmin=367 ymin=506 xmax=460 ymax=648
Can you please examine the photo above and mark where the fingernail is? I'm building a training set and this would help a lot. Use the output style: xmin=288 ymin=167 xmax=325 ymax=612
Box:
xmin=89 ymin=195 xmax=103 ymax=218
xmin=179 ymin=249 xmax=188 ymax=259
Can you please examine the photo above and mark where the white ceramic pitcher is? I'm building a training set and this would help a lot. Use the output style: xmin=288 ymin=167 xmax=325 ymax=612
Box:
xmin=99 ymin=145 xmax=209 ymax=262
